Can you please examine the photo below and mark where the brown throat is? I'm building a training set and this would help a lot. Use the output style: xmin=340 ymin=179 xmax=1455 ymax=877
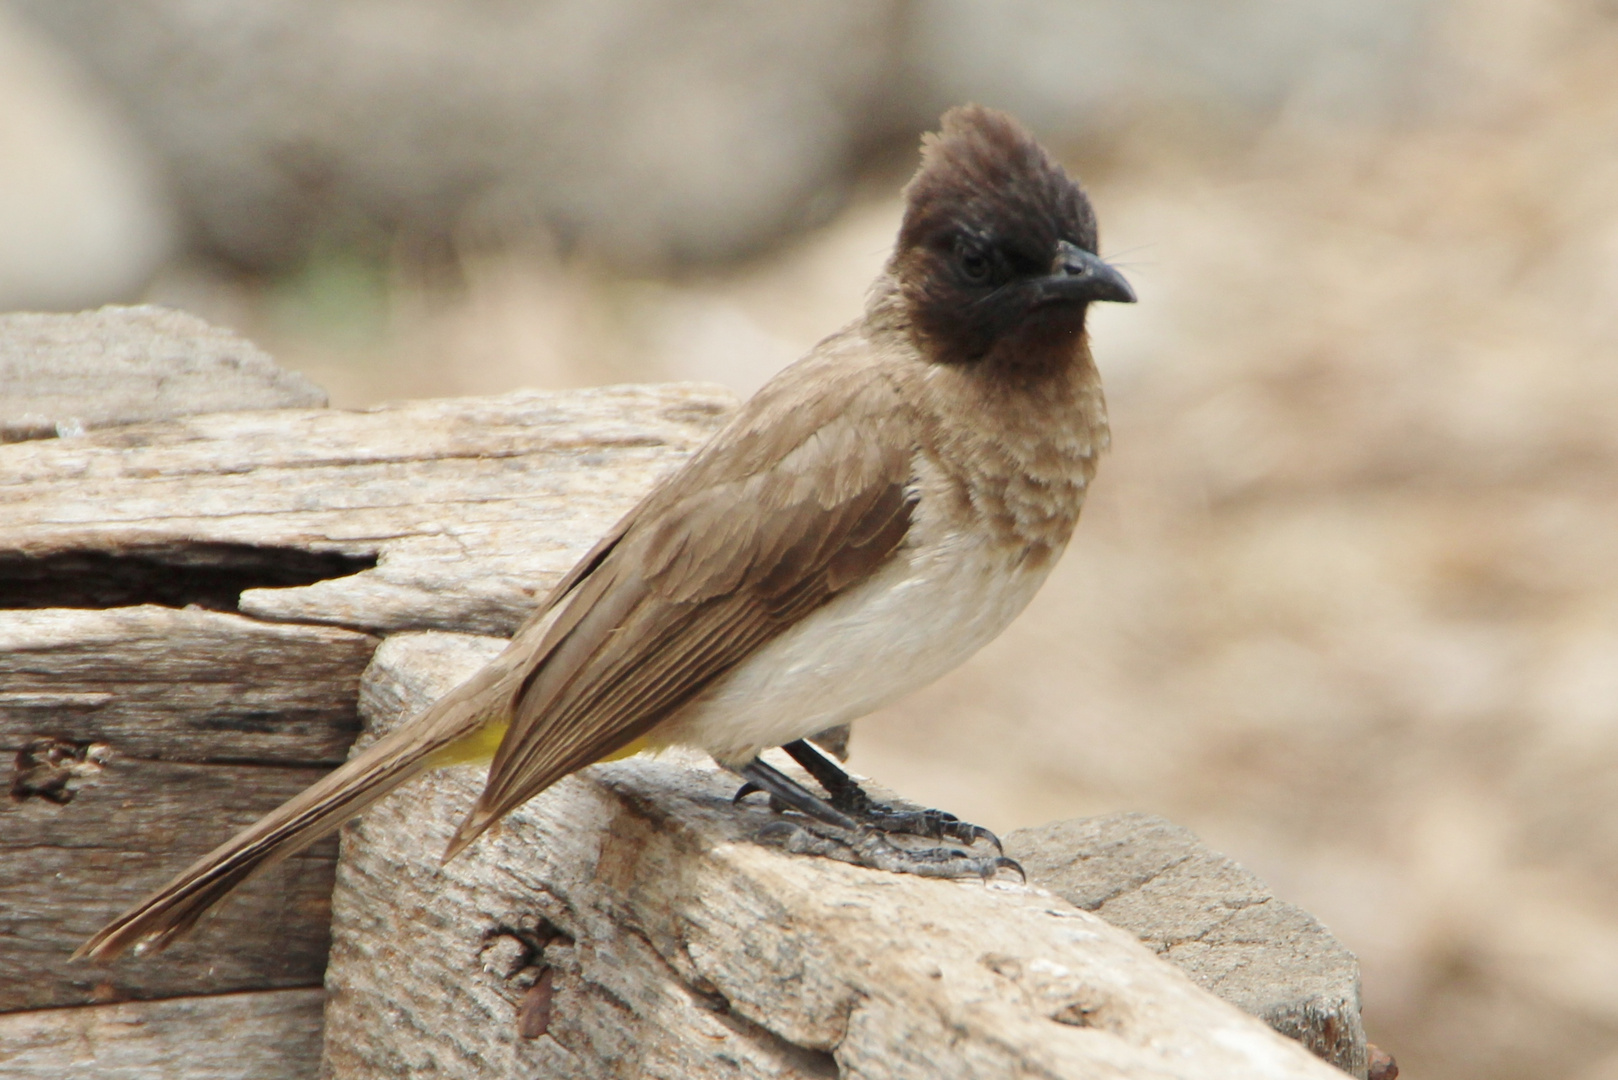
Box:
xmin=903 ymin=333 xmax=1109 ymax=562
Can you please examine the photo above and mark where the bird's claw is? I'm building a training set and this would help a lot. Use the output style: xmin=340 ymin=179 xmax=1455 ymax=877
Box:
xmin=849 ymin=805 xmax=1003 ymax=853
xmin=733 ymin=781 xmax=794 ymax=814
xmin=992 ymin=855 xmax=1026 ymax=883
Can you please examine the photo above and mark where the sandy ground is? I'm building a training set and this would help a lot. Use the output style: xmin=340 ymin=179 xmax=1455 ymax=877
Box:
xmin=145 ymin=6 xmax=1618 ymax=1076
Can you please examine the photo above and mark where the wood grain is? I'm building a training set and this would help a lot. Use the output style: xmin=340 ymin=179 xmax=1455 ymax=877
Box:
xmin=0 ymin=384 xmax=735 ymax=636
xmin=0 ymin=607 xmax=376 ymax=765
xmin=0 ymin=608 xmax=374 ymax=1013
xmin=1008 ymin=814 xmax=1369 ymax=1076
xmin=0 ymin=381 xmax=733 ymax=1025
xmin=2 ymin=753 xmax=337 ymax=1012
xmin=0 ymin=988 xmax=324 ymax=1079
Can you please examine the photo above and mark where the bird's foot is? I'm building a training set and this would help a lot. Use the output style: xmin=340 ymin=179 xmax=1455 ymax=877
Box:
xmin=730 ymin=744 xmax=1009 ymax=878
xmin=755 ymin=818 xmax=1023 ymax=882
xmin=782 ymin=737 xmax=1003 ymax=852
xmin=839 ymin=799 xmax=1002 ymax=853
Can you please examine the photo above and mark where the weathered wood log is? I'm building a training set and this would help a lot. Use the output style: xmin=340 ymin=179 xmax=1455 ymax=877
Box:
xmin=0 ymin=988 xmax=325 ymax=1079
xmin=0 ymin=605 xmax=374 ymax=1011
xmin=4 ymin=750 xmax=338 ymax=1014
xmin=317 ymin=632 xmax=1357 ymax=1080
xmin=0 ymin=333 xmax=732 ymax=1040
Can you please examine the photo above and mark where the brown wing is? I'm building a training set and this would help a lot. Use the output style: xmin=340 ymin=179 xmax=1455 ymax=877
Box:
xmin=445 ymin=351 xmax=916 ymax=855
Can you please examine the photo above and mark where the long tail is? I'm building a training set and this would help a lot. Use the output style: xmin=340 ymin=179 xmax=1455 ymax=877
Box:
xmin=74 ymin=668 xmax=511 ymax=964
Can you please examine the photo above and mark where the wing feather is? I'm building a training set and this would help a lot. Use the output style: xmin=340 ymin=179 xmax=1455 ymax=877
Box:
xmin=446 ymin=357 xmax=917 ymax=852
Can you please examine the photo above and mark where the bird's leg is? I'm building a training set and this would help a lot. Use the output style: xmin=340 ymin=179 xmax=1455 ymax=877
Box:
xmin=729 ymin=730 xmax=851 ymax=811
xmin=781 ymin=738 xmax=875 ymax=812
xmin=732 ymin=756 xmax=859 ymax=830
xmin=781 ymin=739 xmax=1002 ymax=852
xmin=729 ymin=753 xmax=1021 ymax=882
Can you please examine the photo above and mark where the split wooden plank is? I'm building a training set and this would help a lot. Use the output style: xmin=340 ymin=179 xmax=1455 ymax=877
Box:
xmin=315 ymin=631 xmax=1352 ymax=1080
xmin=0 ymin=606 xmax=376 ymax=765
xmin=0 ymin=988 xmax=324 ymax=1080
xmin=0 ymin=606 xmax=376 ymax=1012
xmin=0 ymin=383 xmax=735 ymax=636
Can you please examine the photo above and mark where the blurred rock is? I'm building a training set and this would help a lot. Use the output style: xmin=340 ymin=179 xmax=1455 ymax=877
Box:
xmin=0 ymin=304 xmax=325 ymax=441
xmin=1011 ymin=813 xmax=1368 ymax=1077
xmin=899 ymin=0 xmax=1439 ymax=144
xmin=9 ymin=1 xmax=905 ymax=271
xmin=0 ymin=5 xmax=175 ymax=311
xmin=8 ymin=0 xmax=1451 ymax=279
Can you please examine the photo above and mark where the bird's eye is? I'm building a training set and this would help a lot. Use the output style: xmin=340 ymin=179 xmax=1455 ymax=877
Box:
xmin=958 ymin=247 xmax=991 ymax=284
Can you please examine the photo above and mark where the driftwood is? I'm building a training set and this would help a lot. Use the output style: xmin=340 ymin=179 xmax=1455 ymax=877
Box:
xmin=1 ymin=313 xmax=733 ymax=1072
xmin=3 ymin=308 xmax=1369 ymax=1077
xmin=316 ymin=632 xmax=1360 ymax=1080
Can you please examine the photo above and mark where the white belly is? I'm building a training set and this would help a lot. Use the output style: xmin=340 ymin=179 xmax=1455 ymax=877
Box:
xmin=657 ymin=531 xmax=1060 ymax=765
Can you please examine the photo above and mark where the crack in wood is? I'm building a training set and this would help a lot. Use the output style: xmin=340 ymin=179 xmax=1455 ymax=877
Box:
xmin=0 ymin=544 xmax=377 ymax=612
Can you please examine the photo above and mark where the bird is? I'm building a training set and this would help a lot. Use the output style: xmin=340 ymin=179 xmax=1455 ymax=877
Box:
xmin=77 ymin=104 xmax=1135 ymax=963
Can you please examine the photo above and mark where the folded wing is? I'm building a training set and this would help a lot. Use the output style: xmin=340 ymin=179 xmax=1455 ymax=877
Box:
xmin=447 ymin=357 xmax=917 ymax=855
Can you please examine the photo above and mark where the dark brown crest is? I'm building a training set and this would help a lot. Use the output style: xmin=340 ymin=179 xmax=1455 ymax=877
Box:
xmin=891 ymin=105 xmax=1122 ymax=369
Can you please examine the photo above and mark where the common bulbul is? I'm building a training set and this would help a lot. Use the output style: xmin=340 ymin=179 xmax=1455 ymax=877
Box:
xmin=78 ymin=105 xmax=1134 ymax=962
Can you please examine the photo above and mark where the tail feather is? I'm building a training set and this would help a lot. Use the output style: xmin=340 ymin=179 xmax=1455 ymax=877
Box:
xmin=75 ymin=678 xmax=507 ymax=964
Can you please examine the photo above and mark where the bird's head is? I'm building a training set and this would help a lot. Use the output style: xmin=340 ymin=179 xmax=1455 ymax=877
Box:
xmin=889 ymin=105 xmax=1134 ymax=369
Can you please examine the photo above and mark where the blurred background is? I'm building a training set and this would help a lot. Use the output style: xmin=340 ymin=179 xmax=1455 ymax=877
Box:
xmin=5 ymin=0 xmax=1618 ymax=1075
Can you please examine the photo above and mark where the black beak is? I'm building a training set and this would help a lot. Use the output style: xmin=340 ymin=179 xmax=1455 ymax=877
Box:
xmin=1036 ymin=241 xmax=1136 ymax=305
